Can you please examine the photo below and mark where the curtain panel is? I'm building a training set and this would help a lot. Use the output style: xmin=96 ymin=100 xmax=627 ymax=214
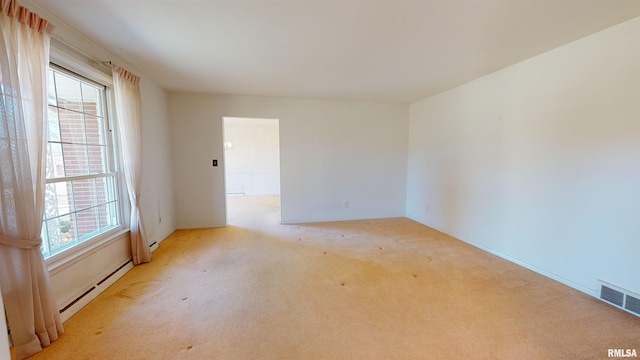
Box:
xmin=112 ymin=67 xmax=152 ymax=265
xmin=0 ymin=0 xmax=63 ymax=359
xmin=0 ymin=282 xmax=9 ymax=359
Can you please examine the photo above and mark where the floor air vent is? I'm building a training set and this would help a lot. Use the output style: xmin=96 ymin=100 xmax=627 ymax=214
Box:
xmin=625 ymin=294 xmax=640 ymax=315
xmin=598 ymin=280 xmax=640 ymax=317
xmin=600 ymin=284 xmax=624 ymax=306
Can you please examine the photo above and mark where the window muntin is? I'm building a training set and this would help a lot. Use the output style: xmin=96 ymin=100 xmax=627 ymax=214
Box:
xmin=41 ymin=66 xmax=120 ymax=258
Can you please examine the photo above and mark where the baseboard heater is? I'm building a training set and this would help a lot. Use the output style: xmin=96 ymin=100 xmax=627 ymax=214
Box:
xmin=60 ymin=240 xmax=158 ymax=316
xmin=598 ymin=280 xmax=640 ymax=317
xmin=7 ymin=241 xmax=160 ymax=340
xmin=4 ymin=258 xmax=133 ymax=347
xmin=60 ymin=259 xmax=132 ymax=316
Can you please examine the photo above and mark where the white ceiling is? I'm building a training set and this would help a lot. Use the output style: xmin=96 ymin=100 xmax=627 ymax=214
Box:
xmin=28 ymin=0 xmax=640 ymax=104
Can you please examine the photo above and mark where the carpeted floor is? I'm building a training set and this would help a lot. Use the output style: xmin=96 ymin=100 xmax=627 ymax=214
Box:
xmin=27 ymin=195 xmax=638 ymax=359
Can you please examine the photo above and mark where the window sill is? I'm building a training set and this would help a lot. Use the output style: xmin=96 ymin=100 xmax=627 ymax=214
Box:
xmin=46 ymin=227 xmax=131 ymax=276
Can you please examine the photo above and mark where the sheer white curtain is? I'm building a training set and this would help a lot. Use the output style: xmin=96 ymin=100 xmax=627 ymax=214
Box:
xmin=112 ymin=67 xmax=151 ymax=265
xmin=0 ymin=283 xmax=10 ymax=360
xmin=0 ymin=1 xmax=63 ymax=359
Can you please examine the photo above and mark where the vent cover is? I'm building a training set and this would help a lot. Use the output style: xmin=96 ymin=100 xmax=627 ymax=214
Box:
xmin=598 ymin=280 xmax=640 ymax=317
xmin=625 ymin=294 xmax=640 ymax=316
xmin=600 ymin=285 xmax=624 ymax=306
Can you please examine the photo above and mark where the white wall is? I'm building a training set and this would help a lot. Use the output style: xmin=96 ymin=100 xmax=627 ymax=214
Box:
xmin=170 ymin=94 xmax=409 ymax=227
xmin=406 ymin=18 xmax=640 ymax=296
xmin=140 ymin=79 xmax=177 ymax=244
xmin=223 ymin=117 xmax=280 ymax=195
xmin=22 ymin=0 xmax=177 ymax=314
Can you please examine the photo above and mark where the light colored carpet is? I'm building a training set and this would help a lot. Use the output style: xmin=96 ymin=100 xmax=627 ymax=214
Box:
xmin=27 ymin=195 xmax=638 ymax=359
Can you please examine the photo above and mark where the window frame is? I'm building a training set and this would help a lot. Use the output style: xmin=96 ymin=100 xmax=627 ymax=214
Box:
xmin=44 ymin=48 xmax=130 ymax=271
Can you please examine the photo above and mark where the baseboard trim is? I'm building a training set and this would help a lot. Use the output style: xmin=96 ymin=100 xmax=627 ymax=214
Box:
xmin=281 ymin=215 xmax=406 ymax=225
xmin=405 ymin=215 xmax=597 ymax=298
xmin=463 ymin=236 xmax=596 ymax=297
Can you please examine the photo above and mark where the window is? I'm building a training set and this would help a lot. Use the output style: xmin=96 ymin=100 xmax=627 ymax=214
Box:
xmin=41 ymin=65 xmax=121 ymax=258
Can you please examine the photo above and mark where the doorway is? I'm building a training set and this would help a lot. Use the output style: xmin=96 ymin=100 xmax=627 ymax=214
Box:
xmin=223 ymin=117 xmax=281 ymax=226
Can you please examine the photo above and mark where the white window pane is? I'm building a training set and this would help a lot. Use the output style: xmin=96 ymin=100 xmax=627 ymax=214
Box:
xmin=44 ymin=182 xmax=74 ymax=218
xmin=44 ymin=183 xmax=59 ymax=218
xmin=97 ymin=204 xmax=118 ymax=231
xmin=108 ymin=201 xmax=119 ymax=226
xmin=97 ymin=118 xmax=106 ymax=145
xmin=72 ymin=179 xmax=97 ymax=211
xmin=46 ymin=214 xmax=77 ymax=255
xmin=97 ymin=204 xmax=107 ymax=230
xmin=85 ymin=115 xmax=104 ymax=145
xmin=45 ymin=218 xmax=61 ymax=250
xmin=95 ymin=177 xmax=107 ymax=205
xmin=47 ymin=106 xmax=61 ymax=142
xmin=81 ymin=83 xmax=102 ymax=117
xmin=59 ymin=182 xmax=73 ymax=214
xmin=62 ymin=144 xmax=88 ymax=176
xmin=58 ymin=108 xmax=86 ymax=144
xmin=106 ymin=176 xmax=117 ymax=202
xmin=48 ymin=143 xmax=65 ymax=178
xmin=88 ymin=145 xmax=107 ymax=173
xmin=54 ymin=72 xmax=82 ymax=112
xmin=76 ymin=207 xmax=99 ymax=240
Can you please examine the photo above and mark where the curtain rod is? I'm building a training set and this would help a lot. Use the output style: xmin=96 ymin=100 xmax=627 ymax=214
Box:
xmin=50 ymin=35 xmax=115 ymax=73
